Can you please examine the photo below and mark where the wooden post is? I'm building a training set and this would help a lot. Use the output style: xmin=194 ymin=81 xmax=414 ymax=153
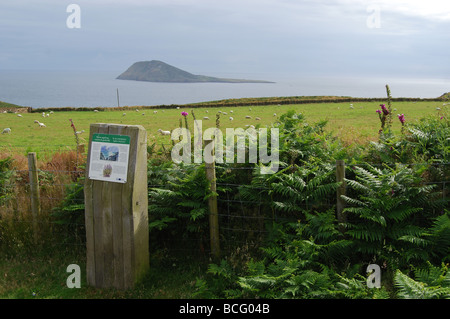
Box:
xmin=27 ymin=152 xmax=40 ymax=244
xmin=84 ymin=123 xmax=149 ymax=289
xmin=205 ymin=138 xmax=220 ymax=261
xmin=336 ymin=160 xmax=346 ymax=232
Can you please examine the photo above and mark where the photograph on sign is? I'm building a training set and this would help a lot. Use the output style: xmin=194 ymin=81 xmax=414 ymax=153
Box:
xmin=88 ymin=133 xmax=130 ymax=183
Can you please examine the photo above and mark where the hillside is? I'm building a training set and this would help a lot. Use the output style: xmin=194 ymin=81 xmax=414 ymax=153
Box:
xmin=116 ymin=60 xmax=274 ymax=83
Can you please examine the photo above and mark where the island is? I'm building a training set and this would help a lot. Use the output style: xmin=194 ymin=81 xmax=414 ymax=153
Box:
xmin=116 ymin=60 xmax=274 ymax=83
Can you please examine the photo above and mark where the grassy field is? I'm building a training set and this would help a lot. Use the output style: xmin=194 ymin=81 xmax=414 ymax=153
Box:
xmin=1 ymin=99 xmax=446 ymax=156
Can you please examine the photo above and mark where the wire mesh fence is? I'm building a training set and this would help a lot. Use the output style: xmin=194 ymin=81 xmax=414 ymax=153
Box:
xmin=0 ymin=146 xmax=448 ymax=259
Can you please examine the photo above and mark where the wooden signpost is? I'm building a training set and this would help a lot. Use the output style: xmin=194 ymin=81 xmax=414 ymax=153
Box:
xmin=84 ymin=123 xmax=149 ymax=289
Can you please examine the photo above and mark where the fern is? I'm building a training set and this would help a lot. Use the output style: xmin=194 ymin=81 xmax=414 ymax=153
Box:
xmin=394 ymin=267 xmax=450 ymax=299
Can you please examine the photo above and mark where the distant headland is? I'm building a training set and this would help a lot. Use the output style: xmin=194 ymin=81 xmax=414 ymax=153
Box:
xmin=116 ymin=60 xmax=275 ymax=83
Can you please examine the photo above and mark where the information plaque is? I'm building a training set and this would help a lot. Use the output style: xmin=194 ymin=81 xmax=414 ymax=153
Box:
xmin=88 ymin=133 xmax=130 ymax=183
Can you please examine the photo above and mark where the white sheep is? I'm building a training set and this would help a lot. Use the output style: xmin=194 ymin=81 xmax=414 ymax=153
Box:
xmin=255 ymin=117 xmax=261 ymax=120
xmin=75 ymin=130 xmax=85 ymax=135
xmin=153 ymin=110 xmax=158 ymax=114
xmin=205 ymin=110 xmax=209 ymax=113
xmin=34 ymin=120 xmax=39 ymax=123
xmin=273 ymin=113 xmax=277 ymax=117
xmin=229 ymin=117 xmax=233 ymax=121
xmin=38 ymin=122 xmax=46 ymax=127
xmin=157 ymin=129 xmax=171 ymax=136
xmin=94 ymin=110 xmax=98 ymax=112
xmin=2 ymin=128 xmax=11 ymax=134
xmin=122 ymin=113 xmax=126 ymax=116
xmin=222 ymin=112 xmax=227 ymax=115
xmin=245 ymin=115 xmax=251 ymax=119
xmin=230 ymin=110 xmax=233 ymax=113
xmin=203 ymin=116 xmax=210 ymax=120
xmin=17 ymin=114 xmax=22 ymax=117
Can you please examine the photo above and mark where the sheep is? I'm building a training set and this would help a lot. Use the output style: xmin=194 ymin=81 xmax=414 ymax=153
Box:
xmin=75 ymin=130 xmax=85 ymax=135
xmin=273 ymin=113 xmax=277 ymax=117
xmin=34 ymin=120 xmax=39 ymax=123
xmin=153 ymin=110 xmax=158 ymax=114
xmin=245 ymin=115 xmax=251 ymax=119
xmin=136 ymin=109 xmax=139 ymax=112
xmin=203 ymin=116 xmax=210 ymax=120
xmin=38 ymin=122 xmax=46 ymax=127
xmin=122 ymin=113 xmax=126 ymax=116
xmin=2 ymin=128 xmax=11 ymax=134
xmin=94 ymin=110 xmax=98 ymax=112
xmin=157 ymin=129 xmax=171 ymax=136
xmin=17 ymin=114 xmax=22 ymax=117
xmin=205 ymin=110 xmax=209 ymax=113
xmin=255 ymin=117 xmax=261 ymax=121
xmin=222 ymin=112 xmax=227 ymax=115
xmin=229 ymin=117 xmax=234 ymax=121
xmin=230 ymin=110 xmax=233 ymax=113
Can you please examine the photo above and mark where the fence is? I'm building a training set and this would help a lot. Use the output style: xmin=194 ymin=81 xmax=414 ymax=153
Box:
xmin=0 ymin=146 xmax=449 ymax=260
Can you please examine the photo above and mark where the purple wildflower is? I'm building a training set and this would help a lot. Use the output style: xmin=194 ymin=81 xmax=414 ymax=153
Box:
xmin=376 ymin=109 xmax=382 ymax=114
xmin=181 ymin=111 xmax=188 ymax=117
xmin=398 ymin=114 xmax=405 ymax=124
xmin=380 ymin=104 xmax=389 ymax=115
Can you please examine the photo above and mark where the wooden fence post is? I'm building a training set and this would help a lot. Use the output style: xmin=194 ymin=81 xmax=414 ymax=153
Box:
xmin=84 ymin=123 xmax=149 ymax=289
xmin=205 ymin=138 xmax=220 ymax=261
xmin=336 ymin=160 xmax=346 ymax=232
xmin=27 ymin=152 xmax=40 ymax=244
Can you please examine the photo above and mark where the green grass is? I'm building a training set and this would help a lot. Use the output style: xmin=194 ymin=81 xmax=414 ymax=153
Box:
xmin=0 ymin=246 xmax=207 ymax=299
xmin=0 ymin=100 xmax=446 ymax=156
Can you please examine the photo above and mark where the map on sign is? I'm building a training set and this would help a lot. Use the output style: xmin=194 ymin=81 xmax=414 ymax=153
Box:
xmin=88 ymin=133 xmax=130 ymax=183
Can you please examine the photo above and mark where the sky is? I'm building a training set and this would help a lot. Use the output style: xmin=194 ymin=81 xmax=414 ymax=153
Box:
xmin=1 ymin=0 xmax=449 ymax=79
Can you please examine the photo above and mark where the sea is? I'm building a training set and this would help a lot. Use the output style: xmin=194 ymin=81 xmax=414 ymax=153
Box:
xmin=0 ymin=70 xmax=449 ymax=109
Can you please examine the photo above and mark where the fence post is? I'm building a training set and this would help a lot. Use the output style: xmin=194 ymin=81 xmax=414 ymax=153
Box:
xmin=84 ymin=123 xmax=149 ymax=289
xmin=336 ymin=160 xmax=346 ymax=232
xmin=205 ymin=138 xmax=220 ymax=261
xmin=27 ymin=152 xmax=40 ymax=244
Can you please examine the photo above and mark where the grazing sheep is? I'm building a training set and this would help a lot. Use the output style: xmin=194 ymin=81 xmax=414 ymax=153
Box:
xmin=157 ymin=129 xmax=171 ymax=136
xmin=153 ymin=110 xmax=158 ymax=114
xmin=222 ymin=112 xmax=227 ymax=115
xmin=245 ymin=115 xmax=251 ymax=119
xmin=205 ymin=110 xmax=209 ymax=113
xmin=255 ymin=117 xmax=261 ymax=120
xmin=230 ymin=110 xmax=233 ymax=113
xmin=75 ymin=130 xmax=85 ymax=135
xmin=38 ymin=122 xmax=46 ymax=127
xmin=203 ymin=116 xmax=210 ymax=120
xmin=34 ymin=120 xmax=39 ymax=123
xmin=122 ymin=113 xmax=126 ymax=116
xmin=2 ymin=128 xmax=11 ymax=134
xmin=229 ymin=117 xmax=233 ymax=121
xmin=17 ymin=114 xmax=22 ymax=117
xmin=273 ymin=113 xmax=277 ymax=117
xmin=94 ymin=110 xmax=98 ymax=112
